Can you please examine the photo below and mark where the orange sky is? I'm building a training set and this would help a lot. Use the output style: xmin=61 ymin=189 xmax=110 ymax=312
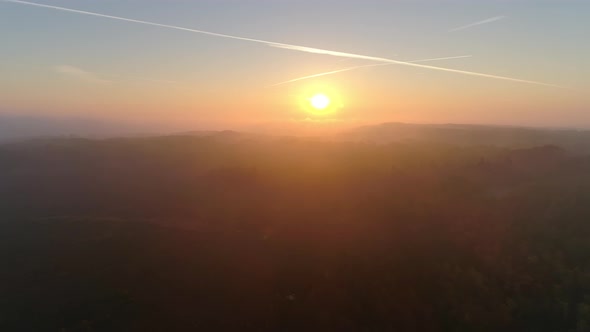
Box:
xmin=1 ymin=0 xmax=588 ymax=131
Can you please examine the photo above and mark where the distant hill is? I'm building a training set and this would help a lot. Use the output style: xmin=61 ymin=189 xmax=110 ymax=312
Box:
xmin=0 ymin=115 xmax=174 ymax=142
xmin=5 ymin=116 xmax=590 ymax=153
xmin=335 ymin=122 xmax=590 ymax=151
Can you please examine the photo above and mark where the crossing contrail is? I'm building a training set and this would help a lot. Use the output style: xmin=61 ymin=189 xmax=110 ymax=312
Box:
xmin=2 ymin=0 xmax=560 ymax=88
xmin=449 ymin=15 xmax=506 ymax=32
xmin=271 ymin=55 xmax=473 ymax=86
xmin=272 ymin=44 xmax=561 ymax=87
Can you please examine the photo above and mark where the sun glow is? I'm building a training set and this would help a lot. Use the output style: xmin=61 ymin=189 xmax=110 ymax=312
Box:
xmin=298 ymin=86 xmax=343 ymax=117
xmin=310 ymin=93 xmax=331 ymax=110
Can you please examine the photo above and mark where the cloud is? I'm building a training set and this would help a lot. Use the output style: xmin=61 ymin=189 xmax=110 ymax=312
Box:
xmin=448 ymin=15 xmax=506 ymax=33
xmin=4 ymin=0 xmax=560 ymax=88
xmin=53 ymin=65 xmax=111 ymax=84
xmin=271 ymin=55 xmax=473 ymax=87
xmin=53 ymin=65 xmax=183 ymax=85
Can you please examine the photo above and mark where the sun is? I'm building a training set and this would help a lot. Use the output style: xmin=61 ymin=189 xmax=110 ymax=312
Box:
xmin=310 ymin=93 xmax=331 ymax=111
xmin=298 ymin=88 xmax=341 ymax=116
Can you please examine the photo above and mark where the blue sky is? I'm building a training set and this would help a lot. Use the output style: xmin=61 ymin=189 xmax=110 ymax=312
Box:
xmin=1 ymin=0 xmax=588 ymax=129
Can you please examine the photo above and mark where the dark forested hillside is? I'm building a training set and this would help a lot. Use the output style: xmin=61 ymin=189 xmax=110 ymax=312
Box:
xmin=2 ymin=133 xmax=590 ymax=331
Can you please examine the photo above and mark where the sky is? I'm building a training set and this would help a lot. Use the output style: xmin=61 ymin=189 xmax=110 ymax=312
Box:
xmin=1 ymin=0 xmax=589 ymax=132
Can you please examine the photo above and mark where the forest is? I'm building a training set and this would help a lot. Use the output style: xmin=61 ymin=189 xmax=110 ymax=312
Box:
xmin=2 ymin=128 xmax=590 ymax=331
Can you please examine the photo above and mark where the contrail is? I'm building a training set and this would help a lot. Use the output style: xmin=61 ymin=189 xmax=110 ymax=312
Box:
xmin=403 ymin=55 xmax=474 ymax=64
xmin=1 ymin=0 xmax=288 ymax=46
xmin=272 ymin=44 xmax=561 ymax=88
xmin=271 ymin=65 xmax=388 ymax=87
xmin=449 ymin=15 xmax=506 ymax=32
xmin=271 ymin=55 xmax=473 ymax=86
xmin=2 ymin=0 xmax=559 ymax=88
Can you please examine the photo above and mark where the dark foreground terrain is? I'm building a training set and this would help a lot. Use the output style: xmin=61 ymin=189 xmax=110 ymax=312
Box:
xmin=3 ymin=129 xmax=590 ymax=331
